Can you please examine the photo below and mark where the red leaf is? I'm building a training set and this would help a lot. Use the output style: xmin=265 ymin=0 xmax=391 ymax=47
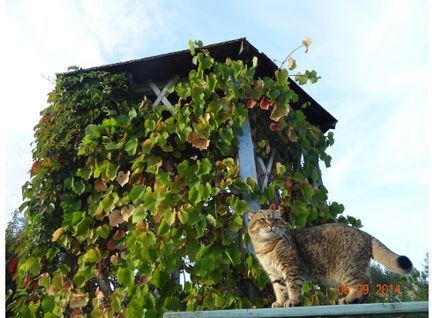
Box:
xmin=107 ymin=240 xmax=116 ymax=251
xmin=260 ymin=97 xmax=272 ymax=110
xmin=246 ymin=99 xmax=257 ymax=109
xmin=285 ymin=178 xmax=293 ymax=192
xmin=269 ymin=203 xmax=277 ymax=210
xmin=8 ymin=258 xmax=18 ymax=273
xmin=270 ymin=122 xmax=280 ymax=131
xmin=113 ymin=229 xmax=125 ymax=240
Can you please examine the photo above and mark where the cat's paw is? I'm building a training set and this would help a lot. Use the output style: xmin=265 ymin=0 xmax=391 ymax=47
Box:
xmin=283 ymin=300 xmax=301 ymax=307
xmin=271 ymin=301 xmax=283 ymax=308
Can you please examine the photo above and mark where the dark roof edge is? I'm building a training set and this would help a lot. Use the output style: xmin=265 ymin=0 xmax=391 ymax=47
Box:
xmin=61 ymin=38 xmax=249 ymax=77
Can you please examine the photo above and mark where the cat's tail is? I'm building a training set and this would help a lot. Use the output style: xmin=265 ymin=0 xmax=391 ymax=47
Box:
xmin=371 ymin=237 xmax=412 ymax=274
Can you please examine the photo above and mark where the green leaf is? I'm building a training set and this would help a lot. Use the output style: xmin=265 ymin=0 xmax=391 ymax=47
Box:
xmin=117 ymin=267 xmax=134 ymax=287
xmin=125 ymin=137 xmax=138 ymax=156
xmin=20 ymin=257 xmax=41 ymax=275
xmin=188 ymin=39 xmax=195 ymax=56
xmin=276 ymin=162 xmax=286 ymax=176
xmin=111 ymin=289 xmax=126 ymax=313
xmin=72 ymin=178 xmax=85 ymax=195
xmin=188 ymin=182 xmax=202 ymax=205
xmin=177 ymin=160 xmax=194 ymax=178
xmin=101 ymin=193 xmax=119 ymax=212
xmin=152 ymin=268 xmax=170 ymax=288
xmin=144 ymin=118 xmax=156 ymax=135
xmin=157 ymin=219 xmax=170 ymax=235
xmin=295 ymin=72 xmax=308 ymax=85
xmin=275 ymin=68 xmax=289 ymax=86
xmin=85 ymin=124 xmax=101 ymax=137
xmin=263 ymin=185 xmax=276 ymax=202
xmin=74 ymin=216 xmax=93 ymax=236
xmin=196 ymin=158 xmax=212 ymax=177
xmin=132 ymin=204 xmax=146 ymax=223
xmin=83 ymin=248 xmax=101 ymax=263
xmin=41 ymin=295 xmax=55 ymax=312
xmin=73 ymin=266 xmax=94 ymax=288
xmin=129 ymin=185 xmax=145 ymax=203
xmin=106 ymin=162 xmax=120 ymax=181
xmin=102 ymin=117 xmax=117 ymax=127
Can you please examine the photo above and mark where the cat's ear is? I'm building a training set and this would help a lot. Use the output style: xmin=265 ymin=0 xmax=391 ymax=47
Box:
xmin=273 ymin=209 xmax=283 ymax=218
xmin=247 ymin=212 xmax=254 ymax=221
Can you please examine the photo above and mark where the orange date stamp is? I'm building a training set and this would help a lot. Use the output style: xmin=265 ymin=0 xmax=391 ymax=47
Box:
xmin=337 ymin=283 xmax=401 ymax=296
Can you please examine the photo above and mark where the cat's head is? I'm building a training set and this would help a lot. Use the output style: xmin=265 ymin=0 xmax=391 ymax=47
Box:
xmin=247 ymin=209 xmax=286 ymax=241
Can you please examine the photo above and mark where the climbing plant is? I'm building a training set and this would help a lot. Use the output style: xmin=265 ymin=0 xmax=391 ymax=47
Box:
xmin=9 ymin=40 xmax=359 ymax=317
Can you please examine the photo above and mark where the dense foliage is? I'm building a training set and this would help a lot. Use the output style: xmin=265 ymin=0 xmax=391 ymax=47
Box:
xmin=9 ymin=40 xmax=358 ymax=317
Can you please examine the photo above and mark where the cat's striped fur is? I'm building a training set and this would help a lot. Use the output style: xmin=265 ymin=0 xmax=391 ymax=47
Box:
xmin=247 ymin=209 xmax=412 ymax=307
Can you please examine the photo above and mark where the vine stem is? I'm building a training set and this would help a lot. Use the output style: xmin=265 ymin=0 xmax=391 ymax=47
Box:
xmin=279 ymin=44 xmax=304 ymax=70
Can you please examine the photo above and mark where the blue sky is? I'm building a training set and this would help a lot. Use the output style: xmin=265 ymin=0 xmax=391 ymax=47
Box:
xmin=3 ymin=0 xmax=429 ymax=269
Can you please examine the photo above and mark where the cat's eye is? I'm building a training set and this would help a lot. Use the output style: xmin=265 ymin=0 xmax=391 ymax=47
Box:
xmin=259 ymin=218 xmax=266 ymax=223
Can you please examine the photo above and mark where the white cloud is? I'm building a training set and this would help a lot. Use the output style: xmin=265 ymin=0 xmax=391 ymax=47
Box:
xmin=3 ymin=0 xmax=173 ymax=221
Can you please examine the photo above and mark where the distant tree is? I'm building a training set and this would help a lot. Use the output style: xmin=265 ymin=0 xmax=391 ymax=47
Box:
xmin=6 ymin=210 xmax=26 ymax=307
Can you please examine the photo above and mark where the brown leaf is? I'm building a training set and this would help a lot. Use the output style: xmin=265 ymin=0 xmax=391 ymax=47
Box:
xmin=135 ymin=221 xmax=148 ymax=232
xmin=187 ymin=131 xmax=210 ymax=151
xmin=285 ymin=178 xmax=293 ymax=192
xmin=70 ymin=292 xmax=89 ymax=309
xmin=153 ymin=214 xmax=162 ymax=224
xmin=110 ymin=254 xmax=119 ymax=265
xmin=108 ymin=210 xmax=124 ymax=227
xmin=94 ymin=180 xmax=107 ymax=192
xmin=30 ymin=161 xmax=42 ymax=176
xmin=95 ymin=287 xmax=105 ymax=301
xmin=116 ymin=170 xmax=130 ymax=187
xmin=121 ymin=205 xmax=134 ymax=222
xmin=70 ymin=309 xmax=83 ymax=318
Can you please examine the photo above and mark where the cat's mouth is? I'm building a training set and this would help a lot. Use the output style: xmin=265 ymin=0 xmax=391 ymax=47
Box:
xmin=260 ymin=227 xmax=280 ymax=239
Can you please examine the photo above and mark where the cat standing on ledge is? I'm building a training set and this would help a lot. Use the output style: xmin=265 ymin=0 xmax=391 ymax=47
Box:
xmin=247 ymin=209 xmax=412 ymax=307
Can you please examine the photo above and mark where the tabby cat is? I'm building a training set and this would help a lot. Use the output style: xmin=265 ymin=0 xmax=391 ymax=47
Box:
xmin=247 ymin=209 xmax=412 ymax=307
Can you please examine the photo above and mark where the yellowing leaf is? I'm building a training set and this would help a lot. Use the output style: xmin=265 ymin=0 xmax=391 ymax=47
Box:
xmin=270 ymin=103 xmax=290 ymax=122
xmin=288 ymin=56 xmax=297 ymax=70
xmin=302 ymin=37 xmax=312 ymax=53
xmin=108 ymin=209 xmax=124 ymax=227
xmin=70 ymin=292 xmax=89 ymax=309
xmin=187 ymin=131 xmax=210 ymax=150
xmin=51 ymin=228 xmax=65 ymax=242
xmin=116 ymin=170 xmax=130 ymax=187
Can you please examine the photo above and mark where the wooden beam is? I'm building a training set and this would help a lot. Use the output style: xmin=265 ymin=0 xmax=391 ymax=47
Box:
xmin=163 ymin=301 xmax=428 ymax=318
xmin=146 ymin=75 xmax=180 ymax=110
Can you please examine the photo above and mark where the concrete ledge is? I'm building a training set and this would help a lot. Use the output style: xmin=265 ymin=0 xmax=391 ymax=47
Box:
xmin=164 ymin=301 xmax=428 ymax=318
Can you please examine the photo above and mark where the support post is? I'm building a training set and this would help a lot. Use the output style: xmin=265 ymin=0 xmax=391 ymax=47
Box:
xmin=237 ymin=119 xmax=261 ymax=215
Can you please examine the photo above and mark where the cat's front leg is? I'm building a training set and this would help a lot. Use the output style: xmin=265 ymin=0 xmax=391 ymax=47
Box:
xmin=283 ymin=278 xmax=303 ymax=307
xmin=271 ymin=279 xmax=288 ymax=308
